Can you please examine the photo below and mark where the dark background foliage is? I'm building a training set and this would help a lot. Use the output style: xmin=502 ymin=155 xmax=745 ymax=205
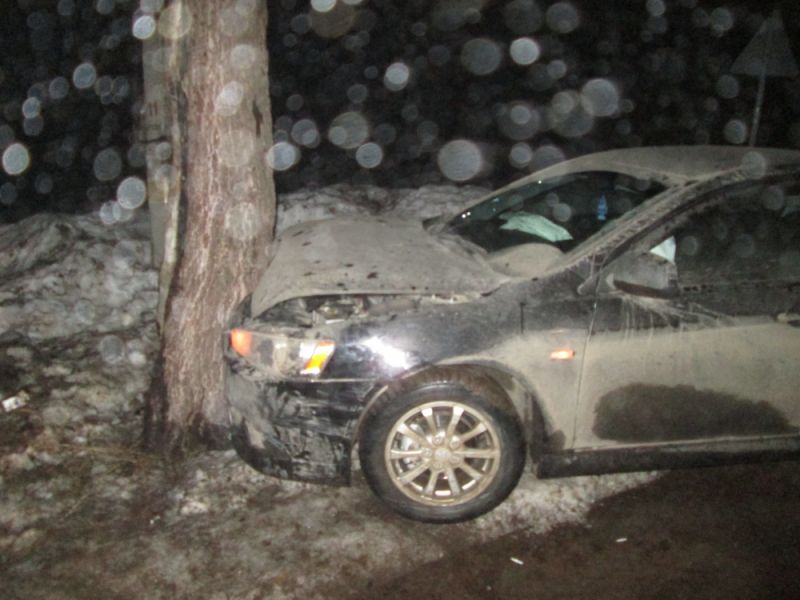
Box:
xmin=1 ymin=0 xmax=799 ymax=223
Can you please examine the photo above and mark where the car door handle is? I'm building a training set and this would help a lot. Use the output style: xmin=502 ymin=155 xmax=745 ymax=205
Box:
xmin=777 ymin=312 xmax=800 ymax=327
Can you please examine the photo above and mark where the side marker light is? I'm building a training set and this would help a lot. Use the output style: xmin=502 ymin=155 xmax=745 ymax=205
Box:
xmin=550 ymin=348 xmax=576 ymax=361
xmin=300 ymin=340 xmax=336 ymax=376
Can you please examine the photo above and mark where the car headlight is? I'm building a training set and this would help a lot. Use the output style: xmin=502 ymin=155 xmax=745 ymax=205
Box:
xmin=228 ymin=328 xmax=336 ymax=378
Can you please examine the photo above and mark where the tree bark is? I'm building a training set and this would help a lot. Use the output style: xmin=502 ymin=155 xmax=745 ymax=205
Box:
xmin=144 ymin=0 xmax=276 ymax=450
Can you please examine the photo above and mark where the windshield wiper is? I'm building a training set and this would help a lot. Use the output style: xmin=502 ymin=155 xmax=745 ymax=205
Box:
xmin=422 ymin=214 xmax=446 ymax=230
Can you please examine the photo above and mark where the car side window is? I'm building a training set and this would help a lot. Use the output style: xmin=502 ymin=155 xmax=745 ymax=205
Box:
xmin=655 ymin=181 xmax=800 ymax=285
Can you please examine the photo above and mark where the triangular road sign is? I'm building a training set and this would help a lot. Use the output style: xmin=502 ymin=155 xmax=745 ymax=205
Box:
xmin=732 ymin=11 xmax=799 ymax=78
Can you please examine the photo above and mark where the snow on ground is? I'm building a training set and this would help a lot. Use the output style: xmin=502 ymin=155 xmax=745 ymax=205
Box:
xmin=0 ymin=186 xmax=657 ymax=599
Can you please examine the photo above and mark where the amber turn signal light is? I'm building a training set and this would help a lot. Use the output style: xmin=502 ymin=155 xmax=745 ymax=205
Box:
xmin=230 ymin=329 xmax=253 ymax=357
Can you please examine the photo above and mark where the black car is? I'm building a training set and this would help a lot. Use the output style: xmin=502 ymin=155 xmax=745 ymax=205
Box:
xmin=224 ymin=146 xmax=800 ymax=522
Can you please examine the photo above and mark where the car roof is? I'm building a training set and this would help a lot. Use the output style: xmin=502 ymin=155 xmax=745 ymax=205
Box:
xmin=507 ymin=145 xmax=800 ymax=189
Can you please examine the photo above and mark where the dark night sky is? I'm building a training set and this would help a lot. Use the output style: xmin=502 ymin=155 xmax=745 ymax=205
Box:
xmin=1 ymin=0 xmax=799 ymax=223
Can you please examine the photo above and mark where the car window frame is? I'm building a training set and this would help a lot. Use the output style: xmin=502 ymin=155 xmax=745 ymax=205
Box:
xmin=593 ymin=172 xmax=800 ymax=291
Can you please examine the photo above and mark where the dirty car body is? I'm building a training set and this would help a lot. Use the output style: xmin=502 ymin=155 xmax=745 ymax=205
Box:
xmin=224 ymin=146 xmax=800 ymax=522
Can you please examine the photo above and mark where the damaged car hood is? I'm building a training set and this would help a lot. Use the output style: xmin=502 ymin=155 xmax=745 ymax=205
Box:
xmin=251 ymin=217 xmax=511 ymax=315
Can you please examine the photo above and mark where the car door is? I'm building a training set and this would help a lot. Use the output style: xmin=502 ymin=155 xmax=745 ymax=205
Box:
xmin=573 ymin=178 xmax=800 ymax=449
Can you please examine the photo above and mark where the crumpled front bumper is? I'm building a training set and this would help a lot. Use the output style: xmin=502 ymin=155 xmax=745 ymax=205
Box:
xmin=224 ymin=363 xmax=373 ymax=485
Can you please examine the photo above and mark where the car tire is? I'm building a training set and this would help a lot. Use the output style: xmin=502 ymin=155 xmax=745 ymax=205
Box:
xmin=359 ymin=369 xmax=526 ymax=523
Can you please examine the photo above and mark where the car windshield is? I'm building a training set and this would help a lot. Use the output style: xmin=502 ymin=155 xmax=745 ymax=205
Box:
xmin=445 ymin=171 xmax=667 ymax=254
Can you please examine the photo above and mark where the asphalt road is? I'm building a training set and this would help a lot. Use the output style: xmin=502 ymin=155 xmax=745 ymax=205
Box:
xmin=359 ymin=461 xmax=800 ymax=600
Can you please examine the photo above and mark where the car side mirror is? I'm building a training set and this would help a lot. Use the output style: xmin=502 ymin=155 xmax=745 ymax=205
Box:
xmin=603 ymin=252 xmax=679 ymax=298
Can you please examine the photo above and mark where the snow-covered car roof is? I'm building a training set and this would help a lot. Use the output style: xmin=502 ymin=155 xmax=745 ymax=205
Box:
xmin=498 ymin=145 xmax=800 ymax=190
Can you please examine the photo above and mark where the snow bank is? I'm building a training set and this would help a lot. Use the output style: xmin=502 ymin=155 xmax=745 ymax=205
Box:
xmin=0 ymin=212 xmax=158 ymax=447
xmin=276 ymin=182 xmax=488 ymax=232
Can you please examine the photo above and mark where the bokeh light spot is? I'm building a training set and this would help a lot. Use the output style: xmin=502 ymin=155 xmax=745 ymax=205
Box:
xmin=132 ymin=15 xmax=157 ymax=40
xmin=347 ymin=84 xmax=368 ymax=103
xmin=498 ymin=102 xmax=540 ymax=141
xmin=437 ymin=139 xmax=484 ymax=182
xmin=158 ymin=2 xmax=193 ymax=40
xmin=93 ymin=148 xmax=122 ymax=181
xmin=723 ymin=119 xmax=748 ymax=145
xmin=503 ymin=0 xmax=543 ymax=35
xmin=2 ymin=143 xmax=31 ymax=176
xmin=581 ymin=78 xmax=620 ymax=117
xmin=98 ymin=335 xmax=125 ymax=365
xmin=22 ymin=97 xmax=41 ymax=119
xmin=710 ymin=8 xmax=734 ymax=33
xmin=355 ymin=142 xmax=383 ymax=168
xmin=741 ymin=151 xmax=767 ymax=179
xmin=716 ymin=75 xmax=739 ymax=100
xmin=117 ymin=177 xmax=147 ymax=210
xmin=230 ymin=44 xmax=258 ymax=71
xmin=311 ymin=0 xmax=336 ymax=13
xmin=327 ymin=111 xmax=370 ymax=149
xmin=35 ymin=173 xmax=53 ymax=194
xmin=646 ymin=0 xmax=666 ymax=17
xmin=267 ymin=141 xmax=301 ymax=171
xmin=310 ymin=1 xmax=357 ymax=38
xmin=72 ymin=63 xmax=97 ymax=90
xmin=384 ymin=62 xmax=411 ymax=91
xmin=460 ymin=38 xmax=503 ymax=76
xmin=291 ymin=119 xmax=321 ymax=148
xmin=48 ymin=77 xmax=70 ymax=100
xmin=509 ymin=38 xmax=540 ymax=66
xmin=509 ymin=142 xmax=533 ymax=169
xmin=546 ymin=2 xmax=580 ymax=34
xmin=215 ymin=81 xmax=245 ymax=116
xmin=529 ymin=145 xmax=566 ymax=171
xmin=0 ymin=182 xmax=18 ymax=206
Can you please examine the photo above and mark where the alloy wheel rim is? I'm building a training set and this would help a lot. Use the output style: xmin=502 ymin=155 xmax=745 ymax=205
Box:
xmin=384 ymin=400 xmax=502 ymax=507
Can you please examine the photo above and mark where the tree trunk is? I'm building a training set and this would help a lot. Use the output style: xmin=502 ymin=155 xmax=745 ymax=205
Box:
xmin=144 ymin=0 xmax=276 ymax=450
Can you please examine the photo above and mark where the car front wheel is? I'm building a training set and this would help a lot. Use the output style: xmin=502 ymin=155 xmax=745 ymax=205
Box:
xmin=359 ymin=370 xmax=525 ymax=523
